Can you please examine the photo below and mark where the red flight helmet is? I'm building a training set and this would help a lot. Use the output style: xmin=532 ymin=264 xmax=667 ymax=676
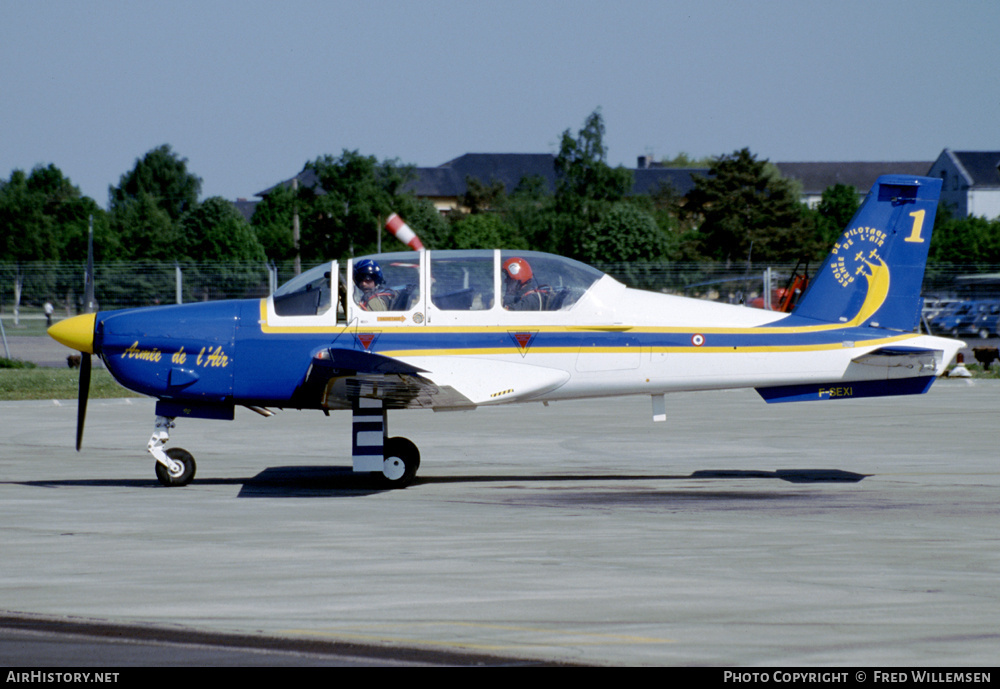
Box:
xmin=502 ymin=257 xmax=533 ymax=284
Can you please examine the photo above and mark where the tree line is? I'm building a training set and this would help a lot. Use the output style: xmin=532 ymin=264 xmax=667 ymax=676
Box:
xmin=3 ymin=111 xmax=998 ymax=272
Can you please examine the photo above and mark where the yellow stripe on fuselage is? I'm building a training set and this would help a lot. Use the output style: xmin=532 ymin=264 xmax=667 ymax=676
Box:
xmin=375 ymin=334 xmax=919 ymax=359
xmin=256 ymin=300 xmax=920 ymax=359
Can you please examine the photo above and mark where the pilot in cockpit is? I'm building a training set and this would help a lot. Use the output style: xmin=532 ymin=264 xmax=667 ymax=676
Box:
xmin=354 ymin=259 xmax=396 ymax=311
xmin=502 ymin=257 xmax=549 ymax=311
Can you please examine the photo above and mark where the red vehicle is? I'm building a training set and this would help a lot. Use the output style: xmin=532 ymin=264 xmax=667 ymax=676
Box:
xmin=749 ymin=266 xmax=809 ymax=312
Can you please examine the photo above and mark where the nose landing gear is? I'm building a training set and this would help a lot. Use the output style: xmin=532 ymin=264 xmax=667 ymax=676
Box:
xmin=148 ymin=416 xmax=196 ymax=487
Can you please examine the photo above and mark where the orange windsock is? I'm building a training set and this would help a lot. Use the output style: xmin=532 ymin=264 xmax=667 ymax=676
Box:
xmin=385 ymin=213 xmax=424 ymax=251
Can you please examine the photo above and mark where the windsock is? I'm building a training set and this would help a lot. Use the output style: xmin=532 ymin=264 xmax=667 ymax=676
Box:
xmin=385 ymin=213 xmax=425 ymax=251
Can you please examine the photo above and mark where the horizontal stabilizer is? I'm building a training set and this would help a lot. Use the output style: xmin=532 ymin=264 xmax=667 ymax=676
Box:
xmin=850 ymin=346 xmax=943 ymax=372
xmin=755 ymin=376 xmax=935 ymax=403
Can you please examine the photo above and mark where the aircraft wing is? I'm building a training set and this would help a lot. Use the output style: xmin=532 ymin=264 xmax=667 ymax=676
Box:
xmin=403 ymin=355 xmax=571 ymax=409
xmin=300 ymin=347 xmax=569 ymax=411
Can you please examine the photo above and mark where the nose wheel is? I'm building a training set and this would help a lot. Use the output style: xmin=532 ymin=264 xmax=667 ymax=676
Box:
xmin=148 ymin=416 xmax=196 ymax=486
xmin=154 ymin=447 xmax=197 ymax=487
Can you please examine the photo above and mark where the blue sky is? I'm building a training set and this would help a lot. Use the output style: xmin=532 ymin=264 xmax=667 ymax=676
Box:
xmin=2 ymin=0 xmax=997 ymax=205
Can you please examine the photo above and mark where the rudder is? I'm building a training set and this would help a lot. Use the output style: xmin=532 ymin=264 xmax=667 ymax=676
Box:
xmin=792 ymin=175 xmax=942 ymax=331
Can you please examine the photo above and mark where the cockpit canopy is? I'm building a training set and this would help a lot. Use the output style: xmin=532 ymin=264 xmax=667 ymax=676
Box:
xmin=272 ymin=262 xmax=334 ymax=316
xmin=271 ymin=249 xmax=609 ymax=321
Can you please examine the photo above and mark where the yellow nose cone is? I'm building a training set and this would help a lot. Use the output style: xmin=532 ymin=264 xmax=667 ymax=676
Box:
xmin=48 ymin=313 xmax=96 ymax=354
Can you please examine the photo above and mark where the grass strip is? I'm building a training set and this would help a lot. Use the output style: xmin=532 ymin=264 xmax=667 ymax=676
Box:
xmin=0 ymin=368 xmax=142 ymax=401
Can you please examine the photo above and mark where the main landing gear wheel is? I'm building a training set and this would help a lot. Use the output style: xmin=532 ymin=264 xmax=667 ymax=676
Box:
xmin=380 ymin=436 xmax=420 ymax=489
xmin=155 ymin=447 xmax=196 ymax=487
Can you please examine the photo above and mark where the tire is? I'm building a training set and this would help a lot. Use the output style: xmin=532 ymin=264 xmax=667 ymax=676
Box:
xmin=155 ymin=447 xmax=196 ymax=487
xmin=380 ymin=436 xmax=420 ymax=488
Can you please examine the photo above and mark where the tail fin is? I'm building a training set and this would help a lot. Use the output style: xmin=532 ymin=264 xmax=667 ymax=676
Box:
xmin=792 ymin=175 xmax=942 ymax=331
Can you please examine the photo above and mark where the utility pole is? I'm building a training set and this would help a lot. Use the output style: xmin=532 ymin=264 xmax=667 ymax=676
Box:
xmin=292 ymin=177 xmax=301 ymax=276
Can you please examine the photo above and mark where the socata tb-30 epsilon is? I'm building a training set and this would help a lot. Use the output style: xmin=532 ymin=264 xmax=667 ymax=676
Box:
xmin=49 ymin=175 xmax=963 ymax=488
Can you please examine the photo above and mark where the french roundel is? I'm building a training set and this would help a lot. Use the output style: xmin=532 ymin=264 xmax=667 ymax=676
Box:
xmin=691 ymin=334 xmax=705 ymax=347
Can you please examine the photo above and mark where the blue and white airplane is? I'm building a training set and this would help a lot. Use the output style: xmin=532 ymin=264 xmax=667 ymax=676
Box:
xmin=49 ymin=175 xmax=963 ymax=488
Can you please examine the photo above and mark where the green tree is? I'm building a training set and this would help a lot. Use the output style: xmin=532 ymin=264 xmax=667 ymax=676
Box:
xmin=461 ymin=177 xmax=507 ymax=214
xmin=659 ymin=152 xmax=714 ymax=168
xmin=0 ymin=165 xmax=112 ymax=262
xmin=683 ymin=148 xmax=813 ymax=263
xmin=385 ymin=195 xmax=450 ymax=251
xmin=0 ymin=168 xmax=61 ymax=263
xmin=578 ymin=202 xmax=666 ymax=264
xmin=174 ymin=197 xmax=268 ymax=300
xmin=814 ymin=183 xmax=860 ymax=247
xmin=929 ymin=215 xmax=1000 ymax=265
xmin=55 ymin=197 xmax=116 ymax=262
xmin=299 ymin=151 xmax=416 ymax=259
xmin=552 ymin=110 xmax=634 ymax=258
xmin=107 ymin=145 xmax=205 ymax=262
xmin=0 ymin=165 xmax=116 ymax=311
xmin=250 ymin=182 xmax=298 ymax=262
xmin=107 ymin=191 xmax=177 ymax=261
xmin=109 ymin=145 xmax=202 ymax=222
xmin=253 ymin=159 xmax=442 ymax=261
xmin=180 ymin=197 xmax=266 ymax=263
xmin=445 ymin=213 xmax=527 ymax=251
xmin=484 ymin=174 xmax=555 ymax=253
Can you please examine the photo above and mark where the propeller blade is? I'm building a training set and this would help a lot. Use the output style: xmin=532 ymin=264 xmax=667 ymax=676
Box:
xmin=76 ymin=353 xmax=91 ymax=451
xmin=76 ymin=214 xmax=95 ymax=451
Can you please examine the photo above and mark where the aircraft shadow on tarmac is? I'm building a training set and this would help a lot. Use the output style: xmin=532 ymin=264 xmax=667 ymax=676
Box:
xmin=13 ymin=467 xmax=867 ymax=498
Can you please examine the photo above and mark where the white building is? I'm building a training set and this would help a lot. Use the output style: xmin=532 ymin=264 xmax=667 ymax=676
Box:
xmin=928 ymin=150 xmax=1000 ymax=219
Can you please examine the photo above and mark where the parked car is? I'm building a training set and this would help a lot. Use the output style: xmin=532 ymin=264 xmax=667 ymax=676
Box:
xmin=922 ymin=297 xmax=960 ymax=325
xmin=926 ymin=299 xmax=970 ymax=334
xmin=968 ymin=302 xmax=1000 ymax=338
xmin=932 ymin=299 xmax=1000 ymax=337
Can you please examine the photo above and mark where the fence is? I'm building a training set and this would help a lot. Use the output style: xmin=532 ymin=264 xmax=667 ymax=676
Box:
xmin=3 ymin=260 xmax=1000 ymax=315
xmin=0 ymin=261 xmax=286 ymax=316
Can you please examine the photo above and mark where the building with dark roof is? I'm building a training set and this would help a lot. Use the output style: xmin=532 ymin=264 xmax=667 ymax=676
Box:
xmin=257 ymin=153 xmax=707 ymax=214
xmin=407 ymin=153 xmax=708 ymax=212
xmin=928 ymin=150 xmax=1000 ymax=219
xmin=408 ymin=153 xmax=558 ymax=211
xmin=773 ymin=161 xmax=934 ymax=207
xmin=251 ymin=150 xmax=998 ymax=219
xmin=232 ymin=198 xmax=260 ymax=223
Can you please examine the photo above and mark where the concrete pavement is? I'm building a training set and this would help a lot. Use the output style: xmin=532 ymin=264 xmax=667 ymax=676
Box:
xmin=1 ymin=380 xmax=998 ymax=665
